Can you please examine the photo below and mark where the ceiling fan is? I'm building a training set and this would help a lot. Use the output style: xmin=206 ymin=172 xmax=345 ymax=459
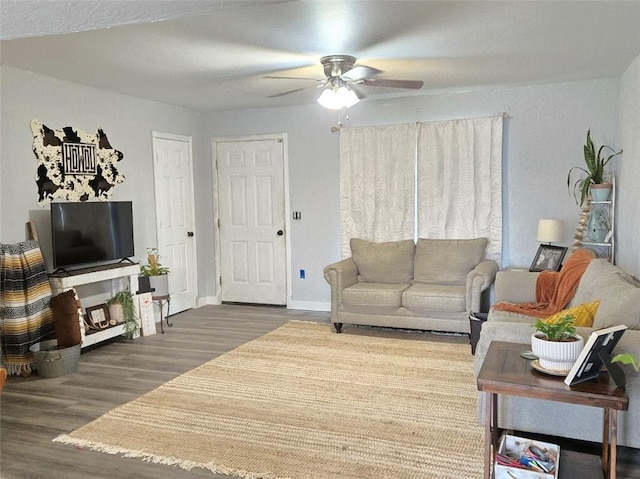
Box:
xmin=265 ymin=55 xmax=424 ymax=109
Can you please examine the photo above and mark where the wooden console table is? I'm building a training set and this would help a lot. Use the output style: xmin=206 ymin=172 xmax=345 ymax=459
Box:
xmin=49 ymin=263 xmax=140 ymax=347
xmin=477 ymin=341 xmax=628 ymax=479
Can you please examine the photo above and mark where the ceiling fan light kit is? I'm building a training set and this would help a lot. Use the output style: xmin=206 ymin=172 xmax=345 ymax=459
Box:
xmin=270 ymin=54 xmax=423 ymax=109
xmin=317 ymin=84 xmax=360 ymax=110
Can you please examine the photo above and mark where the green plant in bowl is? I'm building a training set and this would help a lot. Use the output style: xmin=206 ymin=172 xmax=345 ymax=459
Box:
xmin=533 ymin=314 xmax=577 ymax=341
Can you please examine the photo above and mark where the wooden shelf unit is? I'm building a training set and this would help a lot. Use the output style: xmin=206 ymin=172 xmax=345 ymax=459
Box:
xmin=49 ymin=263 xmax=140 ymax=348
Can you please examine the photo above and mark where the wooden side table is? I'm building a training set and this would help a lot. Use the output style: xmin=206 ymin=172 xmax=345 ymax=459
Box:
xmin=477 ymin=341 xmax=628 ymax=479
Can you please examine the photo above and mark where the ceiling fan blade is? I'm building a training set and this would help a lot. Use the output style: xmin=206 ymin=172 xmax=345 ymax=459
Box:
xmin=264 ymin=75 xmax=324 ymax=82
xmin=268 ymin=86 xmax=316 ymax=98
xmin=361 ymin=78 xmax=424 ymax=89
xmin=349 ymin=84 xmax=366 ymax=100
xmin=342 ymin=65 xmax=382 ymax=82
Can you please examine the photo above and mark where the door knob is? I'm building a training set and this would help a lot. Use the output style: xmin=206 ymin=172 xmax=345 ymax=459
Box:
xmin=276 ymin=230 xmax=284 ymax=236
xmin=187 ymin=231 xmax=194 ymax=237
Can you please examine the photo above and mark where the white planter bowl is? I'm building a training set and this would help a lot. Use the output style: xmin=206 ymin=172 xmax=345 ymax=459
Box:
xmin=531 ymin=333 xmax=584 ymax=373
xmin=148 ymin=274 xmax=170 ymax=297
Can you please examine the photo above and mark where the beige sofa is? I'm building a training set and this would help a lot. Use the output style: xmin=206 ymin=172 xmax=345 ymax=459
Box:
xmin=473 ymin=258 xmax=640 ymax=448
xmin=324 ymin=238 xmax=499 ymax=333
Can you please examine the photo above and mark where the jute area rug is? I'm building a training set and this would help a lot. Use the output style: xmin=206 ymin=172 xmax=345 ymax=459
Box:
xmin=54 ymin=321 xmax=484 ymax=478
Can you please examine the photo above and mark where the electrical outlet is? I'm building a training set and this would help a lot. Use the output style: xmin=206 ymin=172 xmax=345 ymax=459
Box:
xmin=299 ymin=269 xmax=305 ymax=279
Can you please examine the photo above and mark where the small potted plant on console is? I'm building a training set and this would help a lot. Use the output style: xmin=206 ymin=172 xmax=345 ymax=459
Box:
xmin=531 ymin=314 xmax=585 ymax=374
xmin=139 ymin=248 xmax=170 ymax=297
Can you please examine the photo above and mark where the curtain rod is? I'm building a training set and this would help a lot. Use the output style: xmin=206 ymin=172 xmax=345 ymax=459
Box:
xmin=331 ymin=112 xmax=511 ymax=133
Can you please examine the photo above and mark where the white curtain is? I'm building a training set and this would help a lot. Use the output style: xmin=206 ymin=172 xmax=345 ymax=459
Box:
xmin=417 ymin=116 xmax=503 ymax=262
xmin=339 ymin=124 xmax=417 ymax=258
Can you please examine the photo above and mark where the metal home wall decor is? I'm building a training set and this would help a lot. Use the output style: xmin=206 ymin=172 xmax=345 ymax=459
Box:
xmin=30 ymin=119 xmax=125 ymax=206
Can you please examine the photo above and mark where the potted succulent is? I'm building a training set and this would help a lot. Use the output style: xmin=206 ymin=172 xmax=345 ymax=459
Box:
xmin=567 ymin=129 xmax=622 ymax=206
xmin=531 ymin=314 xmax=585 ymax=373
xmin=140 ymin=247 xmax=170 ymax=297
xmin=106 ymin=290 xmax=139 ymax=340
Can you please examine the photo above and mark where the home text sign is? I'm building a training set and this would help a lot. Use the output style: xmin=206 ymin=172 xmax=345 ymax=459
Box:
xmin=62 ymin=142 xmax=97 ymax=175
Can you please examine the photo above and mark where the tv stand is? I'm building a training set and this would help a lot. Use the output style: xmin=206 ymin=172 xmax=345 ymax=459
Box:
xmin=52 ymin=267 xmax=72 ymax=276
xmin=49 ymin=261 xmax=139 ymax=278
xmin=49 ymin=264 xmax=140 ymax=348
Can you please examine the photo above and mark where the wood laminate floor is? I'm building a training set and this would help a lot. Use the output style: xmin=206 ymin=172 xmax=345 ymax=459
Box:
xmin=1 ymin=305 xmax=638 ymax=479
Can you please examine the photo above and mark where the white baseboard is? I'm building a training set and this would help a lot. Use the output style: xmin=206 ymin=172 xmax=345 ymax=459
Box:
xmin=195 ymin=297 xmax=329 ymax=312
xmin=197 ymin=296 xmax=220 ymax=307
xmin=287 ymin=300 xmax=331 ymax=312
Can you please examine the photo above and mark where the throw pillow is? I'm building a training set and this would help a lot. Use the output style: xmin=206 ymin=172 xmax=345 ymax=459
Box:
xmin=593 ymin=288 xmax=640 ymax=330
xmin=49 ymin=289 xmax=82 ymax=348
xmin=413 ymin=238 xmax=488 ymax=285
xmin=543 ymin=300 xmax=600 ymax=328
xmin=350 ymin=238 xmax=415 ymax=284
xmin=572 ymin=259 xmax=624 ymax=305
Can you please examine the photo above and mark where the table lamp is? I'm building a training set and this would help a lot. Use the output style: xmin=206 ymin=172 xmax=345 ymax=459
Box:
xmin=537 ymin=219 xmax=564 ymax=245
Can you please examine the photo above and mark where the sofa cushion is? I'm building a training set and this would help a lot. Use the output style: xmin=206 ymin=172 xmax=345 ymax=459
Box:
xmin=342 ymin=282 xmax=410 ymax=308
xmin=413 ymin=238 xmax=487 ymax=285
xmin=543 ymin=300 xmax=600 ymax=328
xmin=593 ymin=288 xmax=640 ymax=330
xmin=402 ymin=283 xmax=466 ymax=312
xmin=350 ymin=238 xmax=415 ymax=284
xmin=487 ymin=308 xmax=537 ymax=325
xmin=571 ymin=259 xmax=632 ymax=306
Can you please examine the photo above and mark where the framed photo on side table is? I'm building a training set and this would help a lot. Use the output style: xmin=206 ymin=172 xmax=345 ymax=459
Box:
xmin=529 ymin=244 xmax=568 ymax=272
xmin=565 ymin=324 xmax=628 ymax=386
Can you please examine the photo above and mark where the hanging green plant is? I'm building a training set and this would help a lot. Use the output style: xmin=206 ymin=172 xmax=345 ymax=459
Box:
xmin=106 ymin=290 xmax=139 ymax=340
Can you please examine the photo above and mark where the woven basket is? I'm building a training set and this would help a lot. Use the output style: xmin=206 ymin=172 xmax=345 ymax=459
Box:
xmin=29 ymin=339 xmax=80 ymax=378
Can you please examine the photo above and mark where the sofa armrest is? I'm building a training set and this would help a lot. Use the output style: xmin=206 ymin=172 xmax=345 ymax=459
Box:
xmin=466 ymin=259 xmax=499 ymax=312
xmin=494 ymin=270 xmax=540 ymax=303
xmin=323 ymin=258 xmax=358 ymax=322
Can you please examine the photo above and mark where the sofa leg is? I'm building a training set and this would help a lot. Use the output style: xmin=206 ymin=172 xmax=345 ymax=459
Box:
xmin=333 ymin=323 xmax=343 ymax=333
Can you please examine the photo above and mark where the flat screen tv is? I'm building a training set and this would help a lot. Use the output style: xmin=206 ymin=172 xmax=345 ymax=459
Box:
xmin=51 ymin=201 xmax=134 ymax=271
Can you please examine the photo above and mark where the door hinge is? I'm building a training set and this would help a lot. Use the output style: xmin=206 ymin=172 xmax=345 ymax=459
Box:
xmin=219 ymin=276 xmax=222 ymax=285
xmin=217 ymin=218 xmax=220 ymax=228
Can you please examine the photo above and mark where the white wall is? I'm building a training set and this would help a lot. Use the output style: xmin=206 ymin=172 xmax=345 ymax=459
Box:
xmin=205 ymin=78 xmax=622 ymax=307
xmin=0 ymin=66 xmax=211 ymax=298
xmin=617 ymin=53 xmax=640 ymax=277
xmin=1 ymin=65 xmax=629 ymax=309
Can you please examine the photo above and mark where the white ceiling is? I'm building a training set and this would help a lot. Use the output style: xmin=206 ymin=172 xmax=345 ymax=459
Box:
xmin=2 ymin=1 xmax=640 ymax=112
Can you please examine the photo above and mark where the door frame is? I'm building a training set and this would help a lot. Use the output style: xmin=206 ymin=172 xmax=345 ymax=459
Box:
xmin=211 ymin=133 xmax=291 ymax=306
xmin=151 ymin=131 xmax=198 ymax=310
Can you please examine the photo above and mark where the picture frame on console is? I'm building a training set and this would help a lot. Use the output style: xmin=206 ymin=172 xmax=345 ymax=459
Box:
xmin=529 ymin=245 xmax=567 ymax=272
xmin=85 ymin=304 xmax=111 ymax=330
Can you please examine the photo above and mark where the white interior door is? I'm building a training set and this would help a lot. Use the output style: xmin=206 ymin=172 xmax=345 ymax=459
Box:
xmin=216 ymin=139 xmax=286 ymax=305
xmin=152 ymin=132 xmax=197 ymax=313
